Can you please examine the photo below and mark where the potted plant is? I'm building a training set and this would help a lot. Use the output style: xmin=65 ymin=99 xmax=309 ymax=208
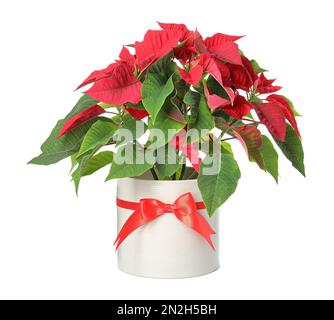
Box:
xmin=30 ymin=22 xmax=305 ymax=279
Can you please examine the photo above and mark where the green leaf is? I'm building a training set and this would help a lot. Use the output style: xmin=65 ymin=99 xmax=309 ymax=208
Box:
xmin=80 ymin=151 xmax=114 ymax=176
xmin=106 ymin=143 xmax=154 ymax=180
xmin=259 ymin=135 xmax=279 ymax=183
xmin=147 ymin=107 xmax=185 ymax=150
xmin=155 ymin=145 xmax=180 ymax=177
xmin=77 ymin=120 xmax=117 ymax=159
xmin=206 ymin=76 xmax=230 ymax=100
xmin=221 ymin=141 xmax=233 ymax=154
xmin=251 ymin=59 xmax=267 ymax=73
xmin=184 ymin=91 xmax=200 ymax=127
xmin=29 ymin=119 xmax=98 ymax=165
xmin=114 ymin=118 xmax=147 ymax=147
xmin=29 ymin=95 xmax=99 ymax=165
xmin=65 ymin=95 xmax=99 ymax=120
xmin=142 ymin=72 xmax=175 ymax=123
xmin=198 ymin=153 xmax=241 ymax=217
xmin=148 ymin=51 xmax=174 ymax=74
xmin=72 ymin=151 xmax=114 ymax=194
xmin=273 ymin=124 xmax=305 ymax=177
xmin=184 ymin=91 xmax=215 ymax=133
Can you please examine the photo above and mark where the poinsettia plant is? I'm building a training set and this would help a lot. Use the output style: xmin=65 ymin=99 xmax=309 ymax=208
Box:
xmin=30 ymin=22 xmax=305 ymax=217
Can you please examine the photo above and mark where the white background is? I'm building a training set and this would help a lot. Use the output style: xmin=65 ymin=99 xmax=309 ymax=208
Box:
xmin=0 ymin=0 xmax=333 ymax=300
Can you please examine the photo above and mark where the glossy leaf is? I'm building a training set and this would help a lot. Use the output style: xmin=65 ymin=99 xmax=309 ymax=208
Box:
xmin=142 ymin=72 xmax=174 ymax=123
xmin=273 ymin=124 xmax=305 ymax=177
xmin=29 ymin=95 xmax=99 ymax=165
xmin=77 ymin=120 xmax=118 ymax=159
xmin=114 ymin=118 xmax=147 ymax=147
xmin=184 ymin=91 xmax=215 ymax=132
xmin=198 ymin=153 xmax=241 ymax=217
xmin=72 ymin=151 xmax=114 ymax=193
xmin=106 ymin=143 xmax=154 ymax=180
xmin=155 ymin=145 xmax=180 ymax=177
xmin=259 ymin=136 xmax=279 ymax=183
xmin=147 ymin=107 xmax=185 ymax=149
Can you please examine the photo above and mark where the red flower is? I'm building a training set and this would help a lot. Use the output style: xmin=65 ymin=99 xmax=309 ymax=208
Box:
xmin=178 ymin=63 xmax=203 ymax=86
xmin=76 ymin=63 xmax=117 ymax=91
xmin=255 ymin=73 xmax=282 ymax=94
xmin=267 ymin=94 xmax=301 ymax=137
xmin=57 ymin=105 xmax=105 ymax=139
xmin=198 ymin=54 xmax=223 ymax=84
xmin=135 ymin=29 xmax=180 ymax=70
xmin=224 ymin=56 xmax=258 ymax=92
xmin=241 ymin=56 xmax=258 ymax=83
xmin=253 ymin=102 xmax=286 ymax=141
xmin=198 ymin=54 xmax=235 ymax=102
xmin=204 ymin=83 xmax=230 ymax=111
xmin=76 ymin=47 xmax=136 ymax=91
xmin=222 ymin=95 xmax=252 ymax=119
xmin=118 ymin=47 xmax=136 ymax=67
xmin=85 ymin=62 xmax=142 ymax=105
xmin=125 ymin=107 xmax=149 ymax=119
xmin=203 ymin=33 xmax=243 ymax=65
xmin=158 ymin=22 xmax=197 ymax=63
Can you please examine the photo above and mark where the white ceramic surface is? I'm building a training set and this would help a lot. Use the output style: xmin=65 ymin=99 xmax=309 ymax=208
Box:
xmin=116 ymin=173 xmax=219 ymax=279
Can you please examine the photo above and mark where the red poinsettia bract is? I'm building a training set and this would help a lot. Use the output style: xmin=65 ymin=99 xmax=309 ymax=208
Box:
xmin=85 ymin=62 xmax=142 ymax=105
xmin=179 ymin=64 xmax=203 ymax=86
xmin=158 ymin=22 xmax=197 ymax=63
xmin=76 ymin=63 xmax=117 ymax=91
xmin=135 ymin=29 xmax=180 ymax=71
xmin=125 ymin=107 xmax=149 ymax=119
xmin=222 ymin=95 xmax=252 ymax=119
xmin=57 ymin=105 xmax=105 ymax=139
xmin=170 ymin=130 xmax=202 ymax=173
xmin=203 ymin=33 xmax=244 ymax=65
xmin=255 ymin=73 xmax=282 ymax=94
xmin=253 ymin=103 xmax=286 ymax=141
xmin=267 ymin=94 xmax=301 ymax=137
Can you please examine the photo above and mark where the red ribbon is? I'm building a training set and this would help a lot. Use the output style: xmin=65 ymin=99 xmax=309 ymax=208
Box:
xmin=115 ymin=192 xmax=216 ymax=251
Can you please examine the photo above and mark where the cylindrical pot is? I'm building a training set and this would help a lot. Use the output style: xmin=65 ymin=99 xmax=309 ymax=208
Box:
xmin=116 ymin=172 xmax=219 ymax=279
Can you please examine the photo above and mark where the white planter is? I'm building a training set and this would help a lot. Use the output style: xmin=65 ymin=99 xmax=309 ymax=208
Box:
xmin=116 ymin=173 xmax=220 ymax=279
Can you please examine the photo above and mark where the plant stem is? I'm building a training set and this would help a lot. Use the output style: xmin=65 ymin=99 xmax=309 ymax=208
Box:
xmin=221 ymin=137 xmax=236 ymax=142
xmin=217 ymin=119 xmax=238 ymax=141
xmin=150 ymin=167 xmax=159 ymax=180
xmin=242 ymin=118 xmax=260 ymax=124
xmin=179 ymin=163 xmax=186 ymax=181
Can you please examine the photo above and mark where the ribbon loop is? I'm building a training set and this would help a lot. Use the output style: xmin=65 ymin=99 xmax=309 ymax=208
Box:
xmin=115 ymin=193 xmax=216 ymax=251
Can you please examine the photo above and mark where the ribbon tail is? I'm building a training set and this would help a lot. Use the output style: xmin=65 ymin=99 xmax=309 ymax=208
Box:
xmin=178 ymin=212 xmax=216 ymax=251
xmin=114 ymin=209 xmax=146 ymax=250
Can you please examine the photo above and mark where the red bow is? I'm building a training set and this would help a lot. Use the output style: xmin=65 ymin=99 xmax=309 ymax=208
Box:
xmin=115 ymin=192 xmax=216 ymax=251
